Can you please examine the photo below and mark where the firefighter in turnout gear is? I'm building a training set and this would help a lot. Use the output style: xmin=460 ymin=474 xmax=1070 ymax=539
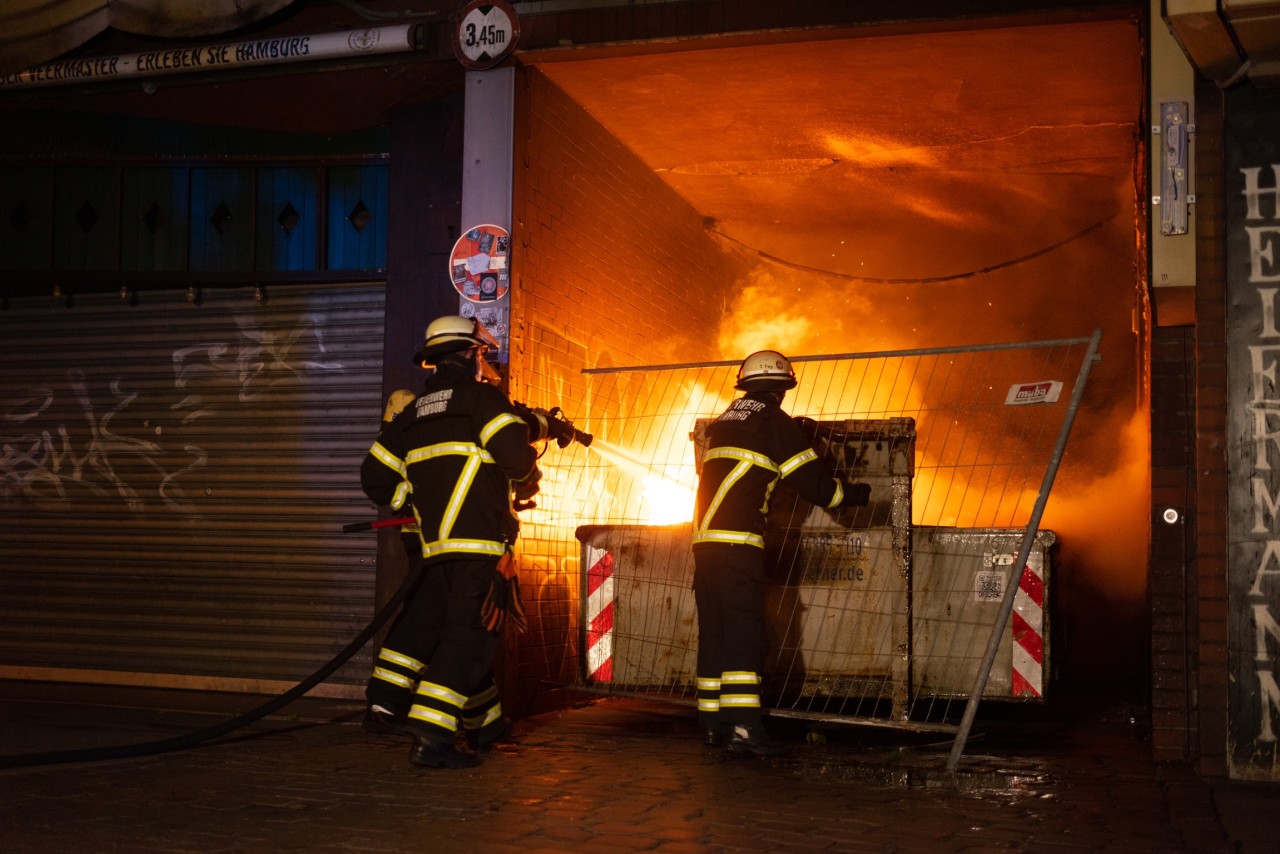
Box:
xmin=361 ymin=388 xmax=508 ymax=753
xmin=361 ymin=315 xmax=540 ymax=769
xmin=692 ymin=350 xmax=871 ymax=756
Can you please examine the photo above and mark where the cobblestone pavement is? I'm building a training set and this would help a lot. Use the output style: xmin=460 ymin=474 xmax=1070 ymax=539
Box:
xmin=1 ymin=688 xmax=1277 ymax=853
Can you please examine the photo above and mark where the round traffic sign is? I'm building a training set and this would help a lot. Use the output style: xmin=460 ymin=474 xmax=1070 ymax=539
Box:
xmin=453 ymin=1 xmax=520 ymax=70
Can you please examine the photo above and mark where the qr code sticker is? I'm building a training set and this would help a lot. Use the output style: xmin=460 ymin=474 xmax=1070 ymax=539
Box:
xmin=975 ymin=571 xmax=1005 ymax=602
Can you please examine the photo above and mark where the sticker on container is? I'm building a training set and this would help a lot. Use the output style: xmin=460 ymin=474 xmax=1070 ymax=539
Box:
xmin=974 ymin=568 xmax=1006 ymax=602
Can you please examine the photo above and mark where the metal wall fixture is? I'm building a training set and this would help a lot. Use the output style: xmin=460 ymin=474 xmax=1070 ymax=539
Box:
xmin=1158 ymin=101 xmax=1191 ymax=236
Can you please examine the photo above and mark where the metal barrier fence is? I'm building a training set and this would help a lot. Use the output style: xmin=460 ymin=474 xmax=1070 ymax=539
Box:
xmin=515 ymin=332 xmax=1101 ymax=748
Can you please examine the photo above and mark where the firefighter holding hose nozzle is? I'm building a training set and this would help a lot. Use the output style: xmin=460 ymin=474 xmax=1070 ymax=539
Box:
xmin=513 ymin=402 xmax=594 ymax=451
xmin=692 ymin=350 xmax=872 ymax=756
xmin=357 ymin=387 xmax=514 ymax=757
xmin=360 ymin=315 xmax=541 ymax=769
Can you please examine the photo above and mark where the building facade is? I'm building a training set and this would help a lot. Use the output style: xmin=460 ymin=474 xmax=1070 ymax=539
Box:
xmin=0 ymin=0 xmax=1273 ymax=781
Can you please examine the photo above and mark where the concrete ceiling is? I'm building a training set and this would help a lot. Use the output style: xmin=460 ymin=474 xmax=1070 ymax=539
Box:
xmin=529 ymin=18 xmax=1142 ymax=288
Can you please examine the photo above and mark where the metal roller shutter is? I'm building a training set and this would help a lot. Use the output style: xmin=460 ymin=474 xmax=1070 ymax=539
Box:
xmin=0 ymin=282 xmax=385 ymax=696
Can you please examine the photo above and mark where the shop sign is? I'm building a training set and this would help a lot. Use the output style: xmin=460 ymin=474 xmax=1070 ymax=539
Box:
xmin=1225 ymin=86 xmax=1280 ymax=781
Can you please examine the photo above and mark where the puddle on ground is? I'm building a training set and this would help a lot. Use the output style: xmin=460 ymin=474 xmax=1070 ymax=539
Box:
xmin=772 ymin=747 xmax=1053 ymax=794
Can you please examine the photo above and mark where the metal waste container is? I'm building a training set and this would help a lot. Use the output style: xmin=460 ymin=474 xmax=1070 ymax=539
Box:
xmin=911 ymin=525 xmax=1054 ymax=700
xmin=574 ymin=416 xmax=1055 ymax=717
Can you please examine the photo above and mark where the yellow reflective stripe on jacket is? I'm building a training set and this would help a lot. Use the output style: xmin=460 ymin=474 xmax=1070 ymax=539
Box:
xmin=479 ymin=412 xmax=524 ymax=445
xmin=440 ymin=452 xmax=482 ymax=540
xmin=691 ymin=529 xmax=765 ymax=548
xmin=404 ymin=442 xmax=496 ymax=466
xmin=703 ymin=446 xmax=779 ymax=472
xmin=694 ymin=445 xmax=780 ymax=549
xmin=391 ymin=481 xmax=410 ymax=510
xmin=778 ymin=447 xmax=817 ymax=477
xmin=421 ymin=539 xmax=505 ymax=559
xmin=526 ymin=409 xmax=550 ymax=441
xmin=697 ymin=459 xmax=752 ymax=532
xmin=402 ymin=442 xmax=500 ymax=552
xmin=369 ymin=440 xmax=405 ymax=475
xmin=827 ymin=479 xmax=844 ymax=509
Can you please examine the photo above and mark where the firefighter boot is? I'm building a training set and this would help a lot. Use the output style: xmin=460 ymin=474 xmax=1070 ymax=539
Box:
xmin=724 ymin=724 xmax=789 ymax=757
xmin=701 ymin=720 xmax=724 ymax=747
xmin=409 ymin=735 xmax=482 ymax=769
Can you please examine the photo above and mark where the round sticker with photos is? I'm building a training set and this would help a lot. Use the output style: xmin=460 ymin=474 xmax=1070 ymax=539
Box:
xmin=450 ymin=224 xmax=510 ymax=303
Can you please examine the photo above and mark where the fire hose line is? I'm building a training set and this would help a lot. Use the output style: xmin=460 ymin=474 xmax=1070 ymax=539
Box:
xmin=0 ymin=525 xmax=420 ymax=770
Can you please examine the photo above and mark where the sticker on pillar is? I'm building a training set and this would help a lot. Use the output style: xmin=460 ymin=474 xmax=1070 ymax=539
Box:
xmin=450 ymin=224 xmax=510 ymax=303
xmin=461 ymin=303 xmax=509 ymax=355
xmin=452 ymin=0 xmax=521 ymax=70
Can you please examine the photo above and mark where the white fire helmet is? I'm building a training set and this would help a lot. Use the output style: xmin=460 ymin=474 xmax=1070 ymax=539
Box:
xmin=735 ymin=349 xmax=797 ymax=392
xmin=413 ymin=315 xmax=499 ymax=367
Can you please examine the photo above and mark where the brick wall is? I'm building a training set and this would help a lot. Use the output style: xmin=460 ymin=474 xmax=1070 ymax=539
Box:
xmin=1149 ymin=325 xmax=1195 ymax=760
xmin=1145 ymin=72 xmax=1231 ymax=776
xmin=1193 ymin=77 xmax=1228 ymax=776
xmin=504 ymin=67 xmax=749 ymax=714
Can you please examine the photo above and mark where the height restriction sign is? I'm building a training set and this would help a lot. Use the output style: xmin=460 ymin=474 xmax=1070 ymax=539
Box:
xmin=452 ymin=1 xmax=520 ymax=70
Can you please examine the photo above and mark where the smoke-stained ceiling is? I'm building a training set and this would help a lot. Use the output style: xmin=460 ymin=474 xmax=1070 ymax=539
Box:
xmin=527 ymin=19 xmax=1142 ymax=291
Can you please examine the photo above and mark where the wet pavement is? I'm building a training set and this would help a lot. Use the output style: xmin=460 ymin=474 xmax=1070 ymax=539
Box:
xmin=1 ymin=682 xmax=1277 ymax=853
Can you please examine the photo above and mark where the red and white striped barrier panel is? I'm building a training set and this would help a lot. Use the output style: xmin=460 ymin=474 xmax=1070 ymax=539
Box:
xmin=1011 ymin=554 xmax=1045 ymax=697
xmin=585 ymin=546 xmax=615 ymax=683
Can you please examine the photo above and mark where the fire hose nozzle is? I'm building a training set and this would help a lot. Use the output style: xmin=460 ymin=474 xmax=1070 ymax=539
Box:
xmin=558 ymin=418 xmax=594 ymax=448
xmin=516 ymin=402 xmax=594 ymax=448
xmin=547 ymin=407 xmax=594 ymax=448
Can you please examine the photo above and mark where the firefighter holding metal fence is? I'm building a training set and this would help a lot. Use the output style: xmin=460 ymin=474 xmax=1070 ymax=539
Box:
xmin=692 ymin=350 xmax=872 ymax=756
xmin=360 ymin=315 xmax=541 ymax=769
